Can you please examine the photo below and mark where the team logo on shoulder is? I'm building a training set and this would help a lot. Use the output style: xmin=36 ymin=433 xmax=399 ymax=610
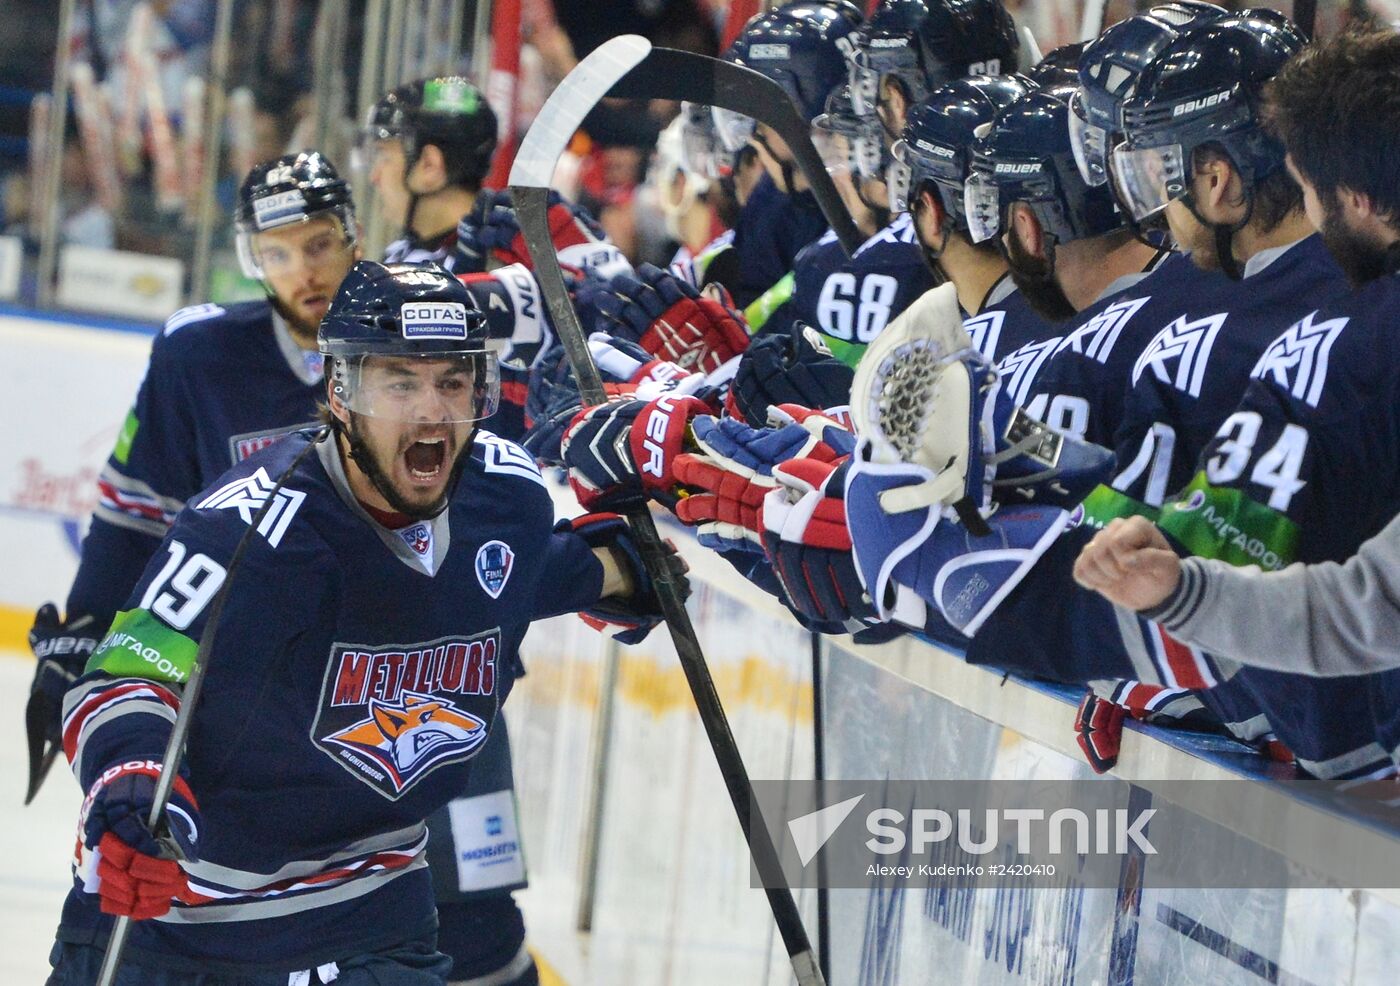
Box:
xmin=313 ymin=633 xmax=501 ymax=799
xmin=196 ymin=467 xmax=305 ymax=547
xmin=399 ymin=522 xmax=432 ymax=557
xmin=476 ymin=540 xmax=514 ymax=599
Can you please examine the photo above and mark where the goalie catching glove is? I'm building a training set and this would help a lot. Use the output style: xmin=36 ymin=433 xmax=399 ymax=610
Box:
xmin=595 ymin=264 xmax=751 ymax=375
xmin=849 ymin=283 xmax=1113 ymax=535
xmin=76 ymin=759 xmax=200 ymax=919
xmin=559 ymin=512 xmax=690 ymax=644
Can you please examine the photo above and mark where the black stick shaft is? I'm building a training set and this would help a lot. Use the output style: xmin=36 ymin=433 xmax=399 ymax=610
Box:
xmin=511 ymin=186 xmax=824 ymax=985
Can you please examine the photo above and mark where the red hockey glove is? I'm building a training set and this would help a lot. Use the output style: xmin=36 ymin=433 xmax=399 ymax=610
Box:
xmin=78 ymin=759 xmax=200 ymax=919
xmin=596 ymin=264 xmax=751 ymax=375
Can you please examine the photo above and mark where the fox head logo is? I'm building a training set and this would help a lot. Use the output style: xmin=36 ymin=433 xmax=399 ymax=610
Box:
xmin=324 ymin=691 xmax=488 ymax=795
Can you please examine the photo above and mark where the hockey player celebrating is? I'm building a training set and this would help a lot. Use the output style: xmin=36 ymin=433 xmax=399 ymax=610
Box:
xmin=47 ymin=262 xmax=681 ymax=985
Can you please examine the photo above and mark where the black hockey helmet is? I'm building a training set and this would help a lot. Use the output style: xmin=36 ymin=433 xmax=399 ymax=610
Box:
xmin=234 ymin=151 xmax=357 ymax=280
xmin=965 ymin=84 xmax=1125 ymax=245
xmin=1068 ymin=2 xmax=1226 ymax=189
xmin=320 ymin=261 xmax=498 ymax=422
xmin=888 ymin=73 xmax=1031 ymax=225
xmin=363 ymin=77 xmax=499 ymax=189
xmin=714 ymin=0 xmax=864 ymax=151
xmin=1026 ymin=41 xmax=1087 ymax=89
xmin=848 ymin=0 xmax=1021 ymax=117
xmin=1113 ymin=10 xmax=1305 ymax=225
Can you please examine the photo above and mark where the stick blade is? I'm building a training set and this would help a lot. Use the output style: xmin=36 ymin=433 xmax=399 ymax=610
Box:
xmin=509 ymin=35 xmax=652 ymax=189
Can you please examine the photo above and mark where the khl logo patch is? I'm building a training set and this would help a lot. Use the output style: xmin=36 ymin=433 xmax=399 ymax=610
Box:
xmin=399 ymin=522 xmax=432 ymax=557
xmin=475 ymin=540 xmax=514 ymax=599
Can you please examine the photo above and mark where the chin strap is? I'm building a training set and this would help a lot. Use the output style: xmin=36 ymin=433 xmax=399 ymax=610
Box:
xmin=341 ymin=415 xmax=475 ymax=522
xmin=1186 ymin=189 xmax=1254 ymax=282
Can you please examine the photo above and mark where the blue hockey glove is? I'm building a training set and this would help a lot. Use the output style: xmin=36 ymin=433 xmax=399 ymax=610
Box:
xmin=595 ymin=264 xmax=750 ymax=375
xmin=78 ymin=759 xmax=200 ymax=919
xmin=728 ymin=323 xmax=855 ymax=428
xmin=26 ymin=603 xmax=101 ymax=803
xmin=559 ymin=512 xmax=689 ymax=644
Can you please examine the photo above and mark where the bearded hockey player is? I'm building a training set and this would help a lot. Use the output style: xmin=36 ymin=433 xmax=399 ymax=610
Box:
xmin=47 ymin=263 xmax=681 ymax=985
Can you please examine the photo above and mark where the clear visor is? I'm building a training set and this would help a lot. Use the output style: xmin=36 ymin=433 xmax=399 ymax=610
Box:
xmin=848 ymin=60 xmax=882 ymax=118
xmin=712 ymin=105 xmax=755 ymax=154
xmin=1111 ymin=142 xmax=1187 ymax=221
xmin=964 ymin=172 xmax=1001 ymax=244
xmin=680 ymin=102 xmax=731 ymax=179
xmin=811 ymin=128 xmax=854 ymax=175
xmin=236 ymin=210 xmax=356 ymax=281
xmin=885 ymin=142 xmax=913 ymax=214
xmin=1068 ymin=91 xmax=1110 ymax=188
xmin=331 ymin=352 xmax=500 ymax=423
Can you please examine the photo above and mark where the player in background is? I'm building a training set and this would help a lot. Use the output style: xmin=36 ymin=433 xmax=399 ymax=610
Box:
xmin=742 ymin=0 xmax=1023 ymax=368
xmin=26 ymin=152 xmax=358 ymax=804
xmin=47 ymin=262 xmax=682 ymax=985
xmin=703 ymin=1 xmax=862 ymax=308
xmin=963 ymin=81 xmax=1200 ymax=435
xmin=887 ymin=73 xmax=1039 ymax=364
xmin=844 ymin=14 xmax=1395 ymax=780
xmin=1020 ymin=3 xmax=1230 ymax=450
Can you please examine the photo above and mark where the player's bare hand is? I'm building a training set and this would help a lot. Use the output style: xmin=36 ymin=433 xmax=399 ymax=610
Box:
xmin=1072 ymin=516 xmax=1181 ymax=611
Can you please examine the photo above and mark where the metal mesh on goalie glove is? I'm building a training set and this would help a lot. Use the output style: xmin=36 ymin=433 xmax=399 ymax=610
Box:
xmin=454 ymin=188 xmax=614 ymax=274
xmin=559 ymin=394 xmax=715 ymax=511
xmin=728 ymin=323 xmax=855 ymax=428
xmin=595 ymin=263 xmax=750 ymax=375
xmin=79 ymin=760 xmax=200 ymax=919
xmin=557 ymin=513 xmax=689 ymax=644
xmin=761 ymin=457 xmax=882 ymax=629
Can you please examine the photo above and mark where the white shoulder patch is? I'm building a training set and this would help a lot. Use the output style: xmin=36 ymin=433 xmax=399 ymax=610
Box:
xmin=1250 ymin=311 xmax=1350 ymax=409
xmin=163 ymin=303 xmax=227 ymax=336
xmin=195 ymin=467 xmax=305 ymax=547
xmin=475 ymin=431 xmax=546 ymax=488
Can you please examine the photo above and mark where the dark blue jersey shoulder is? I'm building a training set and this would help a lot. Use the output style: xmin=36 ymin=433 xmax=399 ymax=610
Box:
xmin=727 ymin=174 xmax=828 ymax=307
xmin=1027 ymin=253 xmax=1224 ymax=444
xmin=777 ymin=213 xmax=936 ymax=346
xmin=966 ymin=280 xmax=1056 ymax=365
xmin=1111 ymin=235 xmax=1351 ymax=506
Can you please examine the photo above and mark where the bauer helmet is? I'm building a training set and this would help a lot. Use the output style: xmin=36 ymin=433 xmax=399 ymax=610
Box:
xmin=965 ymin=84 xmax=1124 ymax=245
xmin=1068 ymin=1 xmax=1226 ymax=188
xmin=888 ymin=74 xmax=1030 ymax=222
xmin=848 ymin=0 xmax=1020 ymax=118
xmin=713 ymin=1 xmax=864 ymax=153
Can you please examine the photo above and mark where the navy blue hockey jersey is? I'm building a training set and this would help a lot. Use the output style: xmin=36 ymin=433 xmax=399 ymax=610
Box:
xmin=1091 ymin=235 xmax=1350 ymax=519
xmin=714 ymin=174 xmax=829 ymax=309
xmin=748 ymin=213 xmax=937 ymax=367
xmin=966 ymin=276 xmax=1056 ymax=367
xmin=57 ymin=430 xmax=603 ymax=972
xmin=1157 ymin=270 xmax=1400 ymax=774
xmin=67 ymin=302 xmax=324 ymax=637
xmin=1024 ymin=252 xmax=1225 ymax=445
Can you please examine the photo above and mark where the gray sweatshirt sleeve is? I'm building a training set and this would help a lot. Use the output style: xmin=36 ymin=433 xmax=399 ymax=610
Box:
xmin=1140 ymin=510 xmax=1400 ymax=677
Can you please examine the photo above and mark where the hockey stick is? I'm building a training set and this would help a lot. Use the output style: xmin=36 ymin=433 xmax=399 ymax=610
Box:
xmin=1292 ymin=0 xmax=1317 ymax=41
xmin=600 ymin=44 xmax=862 ymax=256
xmin=509 ymin=36 xmax=827 ymax=986
xmin=96 ymin=429 xmax=330 ymax=986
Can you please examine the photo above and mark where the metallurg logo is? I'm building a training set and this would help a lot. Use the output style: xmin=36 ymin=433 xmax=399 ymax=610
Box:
xmin=313 ymin=631 xmax=500 ymax=799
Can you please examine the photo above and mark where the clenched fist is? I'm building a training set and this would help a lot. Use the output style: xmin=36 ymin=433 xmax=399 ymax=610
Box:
xmin=1072 ymin=516 xmax=1182 ymax=611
